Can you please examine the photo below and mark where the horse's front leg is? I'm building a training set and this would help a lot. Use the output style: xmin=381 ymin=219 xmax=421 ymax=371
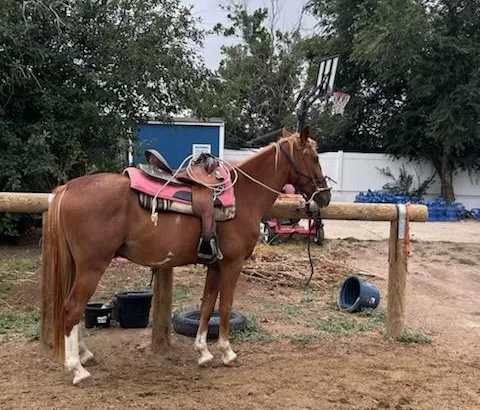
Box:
xmin=218 ymin=262 xmax=242 ymax=365
xmin=194 ymin=265 xmax=220 ymax=366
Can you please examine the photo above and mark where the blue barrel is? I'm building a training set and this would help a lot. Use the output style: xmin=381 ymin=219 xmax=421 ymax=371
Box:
xmin=338 ymin=275 xmax=380 ymax=313
xmin=427 ymin=205 xmax=438 ymax=221
xmin=446 ymin=206 xmax=458 ymax=222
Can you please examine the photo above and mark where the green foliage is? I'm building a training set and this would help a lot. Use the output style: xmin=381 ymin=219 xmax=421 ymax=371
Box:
xmin=0 ymin=308 xmax=40 ymax=341
xmin=309 ymin=314 xmax=358 ymax=334
xmin=198 ymin=4 xmax=305 ymax=146
xmin=289 ymin=332 xmax=321 ymax=346
xmin=399 ymin=328 xmax=432 ymax=344
xmin=376 ymin=165 xmax=436 ymax=197
xmin=307 ymin=0 xmax=480 ymax=200
xmin=230 ymin=314 xmax=278 ymax=343
xmin=173 ymin=284 xmax=191 ymax=305
xmin=0 ymin=256 xmax=40 ymax=298
xmin=0 ymin=0 xmax=207 ymax=236
xmin=307 ymin=309 xmax=387 ymax=335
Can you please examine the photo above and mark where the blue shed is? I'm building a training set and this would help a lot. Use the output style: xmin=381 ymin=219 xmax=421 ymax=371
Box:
xmin=131 ymin=117 xmax=225 ymax=168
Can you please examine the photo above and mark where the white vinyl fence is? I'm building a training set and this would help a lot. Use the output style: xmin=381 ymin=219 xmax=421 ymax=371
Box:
xmin=224 ymin=149 xmax=480 ymax=210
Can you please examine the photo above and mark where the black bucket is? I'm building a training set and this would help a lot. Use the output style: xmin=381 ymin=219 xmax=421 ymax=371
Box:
xmin=338 ymin=275 xmax=380 ymax=313
xmin=116 ymin=290 xmax=153 ymax=328
xmin=84 ymin=302 xmax=113 ymax=329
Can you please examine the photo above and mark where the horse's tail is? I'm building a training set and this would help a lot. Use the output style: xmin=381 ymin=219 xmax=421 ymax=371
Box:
xmin=47 ymin=184 xmax=75 ymax=363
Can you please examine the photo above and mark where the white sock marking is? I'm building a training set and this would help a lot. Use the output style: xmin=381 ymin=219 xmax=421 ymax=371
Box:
xmin=194 ymin=330 xmax=213 ymax=366
xmin=64 ymin=324 xmax=91 ymax=385
xmin=78 ymin=330 xmax=94 ymax=364
xmin=218 ymin=337 xmax=237 ymax=365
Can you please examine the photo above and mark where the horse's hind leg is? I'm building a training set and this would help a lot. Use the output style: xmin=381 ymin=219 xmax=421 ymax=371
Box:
xmin=195 ymin=265 xmax=220 ymax=366
xmin=65 ymin=324 xmax=91 ymax=385
xmin=78 ymin=329 xmax=94 ymax=365
xmin=64 ymin=265 xmax=106 ymax=385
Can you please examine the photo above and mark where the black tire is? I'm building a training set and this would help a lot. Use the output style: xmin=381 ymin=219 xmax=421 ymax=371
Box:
xmin=260 ymin=223 xmax=277 ymax=244
xmin=172 ymin=309 xmax=248 ymax=339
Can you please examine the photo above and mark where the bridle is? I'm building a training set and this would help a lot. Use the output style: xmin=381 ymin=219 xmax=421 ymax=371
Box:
xmin=275 ymin=140 xmax=334 ymax=287
xmin=276 ymin=142 xmax=333 ymax=199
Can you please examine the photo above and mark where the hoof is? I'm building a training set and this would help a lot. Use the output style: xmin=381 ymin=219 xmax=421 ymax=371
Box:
xmin=80 ymin=351 xmax=96 ymax=366
xmin=223 ymin=357 xmax=242 ymax=368
xmin=72 ymin=368 xmax=92 ymax=386
xmin=197 ymin=351 xmax=214 ymax=367
xmin=221 ymin=349 xmax=238 ymax=366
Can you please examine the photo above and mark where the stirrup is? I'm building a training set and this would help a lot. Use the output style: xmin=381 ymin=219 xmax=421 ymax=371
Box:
xmin=196 ymin=236 xmax=223 ymax=265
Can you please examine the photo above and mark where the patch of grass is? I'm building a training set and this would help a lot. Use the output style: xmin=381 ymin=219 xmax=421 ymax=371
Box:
xmin=471 ymin=311 xmax=480 ymax=316
xmin=0 ymin=308 xmax=40 ymax=340
xmin=289 ymin=332 xmax=321 ymax=346
xmin=357 ymin=308 xmax=387 ymax=331
xmin=282 ymin=304 xmax=302 ymax=318
xmin=231 ymin=315 xmax=279 ymax=343
xmin=0 ymin=257 xmax=39 ymax=297
xmin=301 ymin=291 xmax=316 ymax=306
xmin=307 ymin=309 xmax=388 ymax=335
xmin=342 ymin=237 xmax=360 ymax=243
xmin=173 ymin=284 xmax=191 ymax=304
xmin=455 ymin=258 xmax=477 ymax=266
xmin=308 ymin=314 xmax=358 ymax=334
xmin=399 ymin=329 xmax=432 ymax=344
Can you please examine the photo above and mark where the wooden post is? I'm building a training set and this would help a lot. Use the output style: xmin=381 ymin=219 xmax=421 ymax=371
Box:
xmin=151 ymin=267 xmax=173 ymax=354
xmin=386 ymin=206 xmax=408 ymax=339
xmin=40 ymin=211 xmax=53 ymax=347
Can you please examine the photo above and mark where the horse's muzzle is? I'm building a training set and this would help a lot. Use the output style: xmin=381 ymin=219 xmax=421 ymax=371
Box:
xmin=312 ymin=188 xmax=331 ymax=208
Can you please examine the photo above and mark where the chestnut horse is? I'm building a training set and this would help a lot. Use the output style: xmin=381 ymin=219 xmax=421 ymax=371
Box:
xmin=46 ymin=126 xmax=331 ymax=385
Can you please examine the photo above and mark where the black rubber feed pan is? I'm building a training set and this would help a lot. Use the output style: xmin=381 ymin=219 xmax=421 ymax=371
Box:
xmin=172 ymin=309 xmax=248 ymax=339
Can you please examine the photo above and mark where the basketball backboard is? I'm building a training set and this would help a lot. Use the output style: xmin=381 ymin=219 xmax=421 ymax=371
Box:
xmin=316 ymin=54 xmax=340 ymax=95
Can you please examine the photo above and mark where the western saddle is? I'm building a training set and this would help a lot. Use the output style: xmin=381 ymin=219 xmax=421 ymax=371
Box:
xmin=139 ymin=149 xmax=225 ymax=265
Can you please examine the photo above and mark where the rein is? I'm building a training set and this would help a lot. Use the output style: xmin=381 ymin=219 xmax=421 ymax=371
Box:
xmin=274 ymin=142 xmax=333 ymax=287
xmin=276 ymin=143 xmax=334 ymax=192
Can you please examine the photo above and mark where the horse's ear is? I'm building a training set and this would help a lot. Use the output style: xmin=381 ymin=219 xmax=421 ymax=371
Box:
xmin=281 ymin=127 xmax=292 ymax=138
xmin=299 ymin=125 xmax=311 ymax=144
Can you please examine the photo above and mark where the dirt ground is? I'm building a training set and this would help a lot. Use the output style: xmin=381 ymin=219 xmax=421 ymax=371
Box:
xmin=0 ymin=220 xmax=479 ymax=410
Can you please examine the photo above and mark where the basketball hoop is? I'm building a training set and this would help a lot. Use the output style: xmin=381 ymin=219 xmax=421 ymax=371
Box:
xmin=331 ymin=91 xmax=351 ymax=115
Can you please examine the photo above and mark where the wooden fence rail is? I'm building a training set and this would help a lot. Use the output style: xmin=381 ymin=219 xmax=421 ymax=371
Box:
xmin=0 ymin=192 xmax=427 ymax=221
xmin=0 ymin=192 xmax=427 ymax=351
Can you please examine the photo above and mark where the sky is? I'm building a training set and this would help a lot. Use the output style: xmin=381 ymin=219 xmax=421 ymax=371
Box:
xmin=180 ymin=0 xmax=318 ymax=70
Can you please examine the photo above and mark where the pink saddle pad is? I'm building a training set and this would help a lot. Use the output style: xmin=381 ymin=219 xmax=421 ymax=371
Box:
xmin=123 ymin=167 xmax=235 ymax=207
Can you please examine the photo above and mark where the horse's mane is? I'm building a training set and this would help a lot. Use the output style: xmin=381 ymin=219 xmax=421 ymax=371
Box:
xmin=235 ymin=132 xmax=318 ymax=169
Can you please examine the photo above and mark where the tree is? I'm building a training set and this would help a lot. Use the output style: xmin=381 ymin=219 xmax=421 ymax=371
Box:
xmin=197 ymin=2 xmax=305 ymax=146
xmin=0 ymin=0 xmax=207 ymax=235
xmin=307 ymin=0 xmax=480 ymax=201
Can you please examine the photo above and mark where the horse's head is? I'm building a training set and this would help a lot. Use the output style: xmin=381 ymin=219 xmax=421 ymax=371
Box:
xmin=277 ymin=126 xmax=331 ymax=208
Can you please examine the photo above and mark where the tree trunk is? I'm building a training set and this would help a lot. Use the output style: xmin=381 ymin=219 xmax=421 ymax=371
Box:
xmin=439 ymin=149 xmax=455 ymax=202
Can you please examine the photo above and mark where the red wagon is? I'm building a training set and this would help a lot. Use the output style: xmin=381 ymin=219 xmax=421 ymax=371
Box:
xmin=260 ymin=184 xmax=325 ymax=245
